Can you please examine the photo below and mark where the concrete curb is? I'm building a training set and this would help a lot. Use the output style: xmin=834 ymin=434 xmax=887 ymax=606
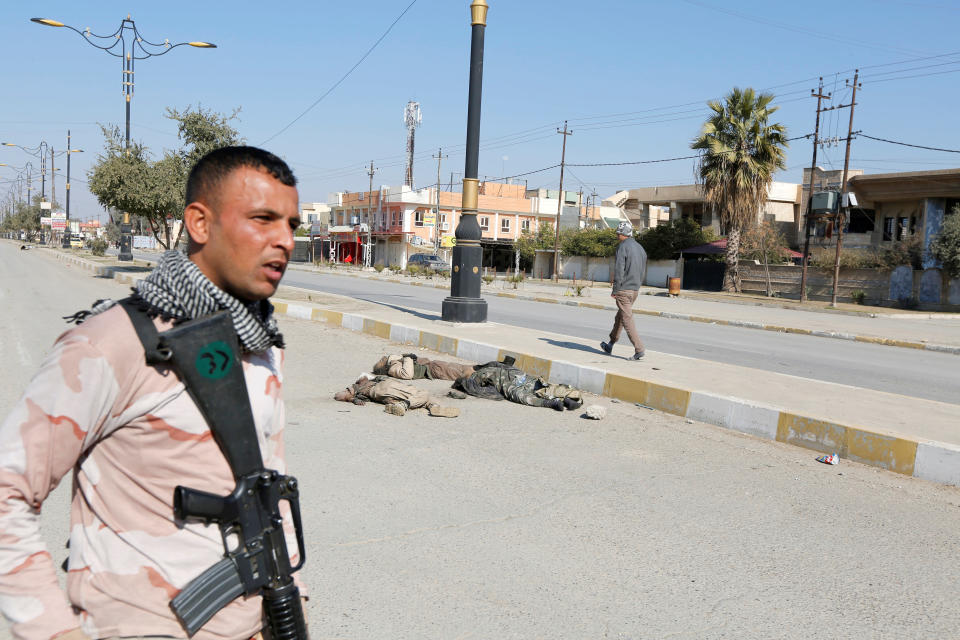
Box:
xmin=290 ymin=263 xmax=960 ymax=356
xmin=50 ymin=249 xmax=960 ymax=487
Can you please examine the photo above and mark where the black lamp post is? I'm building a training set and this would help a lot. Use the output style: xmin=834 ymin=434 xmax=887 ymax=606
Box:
xmin=31 ymin=15 xmax=216 ymax=260
xmin=442 ymin=0 xmax=489 ymax=323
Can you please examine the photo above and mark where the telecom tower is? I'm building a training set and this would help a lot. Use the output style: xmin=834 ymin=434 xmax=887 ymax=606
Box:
xmin=403 ymin=100 xmax=421 ymax=187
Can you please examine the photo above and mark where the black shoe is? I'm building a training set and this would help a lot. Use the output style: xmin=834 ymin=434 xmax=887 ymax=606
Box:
xmin=545 ymin=398 xmax=565 ymax=411
xmin=563 ymin=397 xmax=583 ymax=411
xmin=630 ymin=351 xmax=645 ymax=360
xmin=600 ymin=341 xmax=613 ymax=355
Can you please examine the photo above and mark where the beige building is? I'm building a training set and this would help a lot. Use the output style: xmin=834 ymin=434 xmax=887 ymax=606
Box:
xmin=847 ymin=168 xmax=960 ymax=265
xmin=321 ymin=181 xmax=627 ymax=270
xmin=604 ymin=181 xmax=803 ymax=244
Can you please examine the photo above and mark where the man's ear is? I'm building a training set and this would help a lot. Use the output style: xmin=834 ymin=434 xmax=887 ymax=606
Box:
xmin=183 ymin=201 xmax=214 ymax=245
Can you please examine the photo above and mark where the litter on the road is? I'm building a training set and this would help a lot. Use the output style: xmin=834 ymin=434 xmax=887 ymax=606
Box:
xmin=817 ymin=453 xmax=840 ymax=465
xmin=584 ymin=405 xmax=606 ymax=420
xmin=635 ymin=403 xmax=655 ymax=410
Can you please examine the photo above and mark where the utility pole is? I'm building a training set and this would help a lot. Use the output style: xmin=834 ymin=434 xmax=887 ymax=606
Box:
xmin=433 ymin=147 xmax=447 ymax=252
xmin=366 ymin=160 xmax=376 ymax=268
xmin=830 ymin=70 xmax=861 ymax=307
xmin=577 ymin=188 xmax=584 ymax=227
xmin=553 ymin=120 xmax=572 ymax=281
xmin=799 ymin=78 xmax=832 ymax=302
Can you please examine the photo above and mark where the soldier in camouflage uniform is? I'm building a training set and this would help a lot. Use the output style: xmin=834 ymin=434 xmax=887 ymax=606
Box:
xmin=454 ymin=361 xmax=583 ymax=411
xmin=335 ymin=376 xmax=459 ymax=417
xmin=372 ymin=353 xmax=475 ymax=381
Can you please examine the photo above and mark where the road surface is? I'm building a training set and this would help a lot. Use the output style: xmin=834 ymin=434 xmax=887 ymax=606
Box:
xmin=3 ymin=241 xmax=960 ymax=639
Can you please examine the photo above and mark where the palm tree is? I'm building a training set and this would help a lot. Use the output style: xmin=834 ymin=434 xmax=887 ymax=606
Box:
xmin=692 ymin=87 xmax=788 ymax=292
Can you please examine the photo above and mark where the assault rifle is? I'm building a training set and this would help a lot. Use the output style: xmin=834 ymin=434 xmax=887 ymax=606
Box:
xmin=127 ymin=307 xmax=307 ymax=639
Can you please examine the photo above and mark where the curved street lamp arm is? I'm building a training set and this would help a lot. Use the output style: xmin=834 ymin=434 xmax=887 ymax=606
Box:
xmin=32 ymin=19 xmax=124 ymax=55
xmin=132 ymin=40 xmax=217 ymax=59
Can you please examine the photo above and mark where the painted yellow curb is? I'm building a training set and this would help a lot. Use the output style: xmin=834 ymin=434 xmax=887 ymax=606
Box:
xmin=854 ymin=335 xmax=926 ymax=350
xmin=776 ymin=413 xmax=917 ymax=475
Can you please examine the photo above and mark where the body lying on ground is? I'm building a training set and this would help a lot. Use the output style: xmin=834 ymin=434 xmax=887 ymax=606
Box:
xmin=372 ymin=353 xmax=475 ymax=381
xmin=452 ymin=360 xmax=584 ymax=411
xmin=335 ymin=376 xmax=459 ymax=417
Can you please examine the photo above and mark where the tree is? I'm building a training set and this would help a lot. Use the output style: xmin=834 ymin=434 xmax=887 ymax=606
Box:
xmin=930 ymin=205 xmax=960 ymax=279
xmin=87 ymin=106 xmax=242 ymax=250
xmin=560 ymin=227 xmax=618 ymax=258
xmin=1 ymin=194 xmax=60 ymax=239
xmin=514 ymin=222 xmax=556 ymax=268
xmin=691 ymin=87 xmax=788 ymax=292
xmin=638 ymin=218 xmax=717 ymax=260
xmin=740 ymin=219 xmax=790 ymax=264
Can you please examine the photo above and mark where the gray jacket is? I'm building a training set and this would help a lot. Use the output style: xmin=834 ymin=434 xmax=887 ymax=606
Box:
xmin=613 ymin=237 xmax=647 ymax=293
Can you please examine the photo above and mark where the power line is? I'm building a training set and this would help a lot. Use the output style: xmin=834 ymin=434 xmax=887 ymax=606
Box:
xmin=859 ymin=133 xmax=960 ymax=153
xmin=259 ymin=0 xmax=420 ymax=145
xmin=680 ymin=0 xmax=925 ymax=56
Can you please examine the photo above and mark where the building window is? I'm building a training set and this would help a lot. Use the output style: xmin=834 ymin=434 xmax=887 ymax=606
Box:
xmin=883 ymin=217 xmax=896 ymax=242
xmin=392 ymin=211 xmax=400 ymax=226
xmin=501 ymin=218 xmax=510 ymax=233
xmin=415 ymin=210 xmax=425 ymax=227
xmin=521 ymin=219 xmax=531 ymax=233
xmin=479 ymin=216 xmax=490 ymax=231
xmin=440 ymin=213 xmax=449 ymax=230
xmin=846 ymin=209 xmax=874 ymax=234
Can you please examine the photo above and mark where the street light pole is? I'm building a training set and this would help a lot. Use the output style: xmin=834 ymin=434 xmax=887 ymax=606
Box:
xmin=31 ymin=15 xmax=216 ymax=260
xmin=442 ymin=0 xmax=489 ymax=323
xmin=62 ymin=130 xmax=84 ymax=248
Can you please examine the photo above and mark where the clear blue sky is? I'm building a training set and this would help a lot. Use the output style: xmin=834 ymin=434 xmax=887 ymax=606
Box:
xmin=2 ymin=0 xmax=958 ymax=221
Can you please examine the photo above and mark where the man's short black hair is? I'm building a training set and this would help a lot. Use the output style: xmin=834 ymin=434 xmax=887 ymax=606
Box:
xmin=185 ymin=145 xmax=297 ymax=207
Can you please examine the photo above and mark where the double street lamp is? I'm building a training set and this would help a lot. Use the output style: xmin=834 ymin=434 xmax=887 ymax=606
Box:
xmin=32 ymin=15 xmax=216 ymax=260
xmin=62 ymin=131 xmax=84 ymax=248
xmin=3 ymin=141 xmax=52 ymax=243
xmin=4 ymin=139 xmax=82 ymax=246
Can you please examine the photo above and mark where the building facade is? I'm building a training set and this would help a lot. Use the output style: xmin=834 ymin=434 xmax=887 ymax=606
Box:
xmin=604 ymin=181 xmax=803 ymax=244
xmin=847 ymin=168 xmax=960 ymax=265
xmin=322 ymin=181 xmax=626 ymax=269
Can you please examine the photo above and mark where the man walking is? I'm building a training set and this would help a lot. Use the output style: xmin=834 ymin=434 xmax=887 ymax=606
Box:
xmin=601 ymin=221 xmax=647 ymax=360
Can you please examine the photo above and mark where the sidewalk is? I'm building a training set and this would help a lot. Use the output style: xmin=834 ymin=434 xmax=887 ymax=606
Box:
xmin=49 ymin=248 xmax=960 ymax=488
xmin=287 ymin=262 xmax=960 ymax=353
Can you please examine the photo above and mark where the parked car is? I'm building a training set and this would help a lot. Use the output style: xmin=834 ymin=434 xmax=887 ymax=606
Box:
xmin=407 ymin=253 xmax=450 ymax=273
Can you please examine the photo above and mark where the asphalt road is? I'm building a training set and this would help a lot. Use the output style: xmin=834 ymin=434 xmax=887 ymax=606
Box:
xmin=109 ymin=248 xmax=960 ymax=403
xmin=279 ymin=269 xmax=960 ymax=405
xmin=3 ymin=240 xmax=960 ymax=640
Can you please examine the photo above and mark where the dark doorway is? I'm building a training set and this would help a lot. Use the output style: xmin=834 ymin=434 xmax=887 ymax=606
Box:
xmin=682 ymin=259 xmax=725 ymax=291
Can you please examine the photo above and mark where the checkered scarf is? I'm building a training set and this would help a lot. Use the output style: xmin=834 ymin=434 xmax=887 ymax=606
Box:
xmin=70 ymin=250 xmax=283 ymax=353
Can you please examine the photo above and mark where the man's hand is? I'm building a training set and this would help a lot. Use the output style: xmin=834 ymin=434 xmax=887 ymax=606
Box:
xmin=53 ymin=628 xmax=91 ymax=640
